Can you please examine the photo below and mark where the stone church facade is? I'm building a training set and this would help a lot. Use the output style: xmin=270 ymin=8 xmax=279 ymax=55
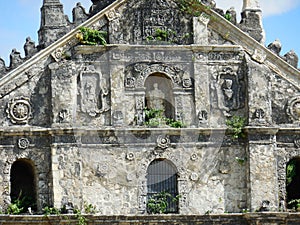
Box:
xmin=0 ymin=0 xmax=300 ymax=215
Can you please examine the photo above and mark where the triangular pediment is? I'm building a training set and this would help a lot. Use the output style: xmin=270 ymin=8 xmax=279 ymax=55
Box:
xmin=0 ymin=0 xmax=299 ymax=102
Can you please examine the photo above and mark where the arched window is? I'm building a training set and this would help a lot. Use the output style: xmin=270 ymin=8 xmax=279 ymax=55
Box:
xmin=287 ymin=158 xmax=300 ymax=210
xmin=10 ymin=159 xmax=37 ymax=212
xmin=147 ymin=159 xmax=178 ymax=213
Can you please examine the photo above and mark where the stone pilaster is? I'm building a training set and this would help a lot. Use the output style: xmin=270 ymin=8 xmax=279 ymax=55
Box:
xmin=247 ymin=129 xmax=279 ymax=212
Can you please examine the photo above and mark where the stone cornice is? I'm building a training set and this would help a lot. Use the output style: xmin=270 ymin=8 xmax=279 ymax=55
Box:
xmin=0 ymin=126 xmax=299 ymax=136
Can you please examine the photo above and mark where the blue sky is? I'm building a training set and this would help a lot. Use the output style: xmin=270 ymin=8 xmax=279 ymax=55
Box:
xmin=0 ymin=0 xmax=299 ymax=66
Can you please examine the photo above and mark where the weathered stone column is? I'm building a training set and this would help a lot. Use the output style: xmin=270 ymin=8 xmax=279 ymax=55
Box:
xmin=247 ymin=129 xmax=279 ymax=212
xmin=246 ymin=55 xmax=272 ymax=126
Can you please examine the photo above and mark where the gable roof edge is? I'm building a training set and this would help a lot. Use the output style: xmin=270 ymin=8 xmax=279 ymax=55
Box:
xmin=0 ymin=0 xmax=126 ymax=89
xmin=206 ymin=9 xmax=300 ymax=88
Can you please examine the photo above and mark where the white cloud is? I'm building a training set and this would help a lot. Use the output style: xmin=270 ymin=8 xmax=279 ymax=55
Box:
xmin=214 ymin=0 xmax=300 ymax=17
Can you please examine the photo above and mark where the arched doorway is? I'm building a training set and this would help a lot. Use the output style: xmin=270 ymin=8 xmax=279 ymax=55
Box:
xmin=146 ymin=159 xmax=179 ymax=213
xmin=10 ymin=159 xmax=37 ymax=212
xmin=145 ymin=73 xmax=175 ymax=120
xmin=286 ymin=158 xmax=300 ymax=209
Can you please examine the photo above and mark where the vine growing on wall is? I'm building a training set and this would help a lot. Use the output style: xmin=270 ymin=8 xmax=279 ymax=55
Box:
xmin=76 ymin=27 xmax=107 ymax=46
xmin=146 ymin=192 xmax=180 ymax=214
xmin=177 ymin=0 xmax=209 ymax=17
xmin=226 ymin=116 xmax=246 ymax=139
xmin=143 ymin=108 xmax=184 ymax=128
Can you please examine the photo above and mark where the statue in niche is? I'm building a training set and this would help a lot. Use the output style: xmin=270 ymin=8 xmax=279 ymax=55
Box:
xmin=222 ymin=79 xmax=234 ymax=100
xmin=146 ymin=83 xmax=165 ymax=112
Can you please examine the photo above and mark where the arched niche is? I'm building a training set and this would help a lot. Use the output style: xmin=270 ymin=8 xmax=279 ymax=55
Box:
xmin=146 ymin=158 xmax=179 ymax=213
xmin=144 ymin=73 xmax=175 ymax=120
xmin=286 ymin=157 xmax=300 ymax=209
xmin=10 ymin=159 xmax=37 ymax=211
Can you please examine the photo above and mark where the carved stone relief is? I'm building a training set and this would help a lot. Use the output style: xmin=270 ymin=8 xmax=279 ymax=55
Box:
xmin=18 ymin=138 xmax=30 ymax=149
xmin=7 ymin=97 xmax=32 ymax=124
xmin=135 ymin=95 xmax=145 ymax=126
xmin=78 ymin=66 xmax=110 ymax=117
xmin=58 ymin=109 xmax=72 ymax=123
xmin=125 ymin=63 xmax=190 ymax=89
xmin=112 ymin=111 xmax=124 ymax=126
xmin=287 ymin=95 xmax=300 ymax=122
xmin=156 ymin=135 xmax=170 ymax=150
xmin=211 ymin=66 xmax=246 ymax=116
xmin=253 ymin=108 xmax=265 ymax=124
xmin=198 ymin=110 xmax=208 ymax=126
xmin=122 ymin=0 xmax=192 ymax=44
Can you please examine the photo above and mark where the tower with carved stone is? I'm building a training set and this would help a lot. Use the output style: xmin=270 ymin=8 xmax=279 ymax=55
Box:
xmin=38 ymin=0 xmax=70 ymax=48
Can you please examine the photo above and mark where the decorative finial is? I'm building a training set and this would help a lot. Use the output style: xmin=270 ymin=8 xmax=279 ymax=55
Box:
xmin=242 ymin=0 xmax=260 ymax=11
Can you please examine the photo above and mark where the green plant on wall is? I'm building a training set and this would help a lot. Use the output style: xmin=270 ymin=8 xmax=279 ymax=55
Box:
xmin=7 ymin=193 xmax=36 ymax=215
xmin=143 ymin=108 xmax=184 ymax=128
xmin=226 ymin=116 xmax=246 ymax=139
xmin=146 ymin=28 xmax=177 ymax=43
xmin=287 ymin=160 xmax=297 ymax=186
xmin=288 ymin=199 xmax=300 ymax=211
xmin=224 ymin=13 xmax=232 ymax=21
xmin=76 ymin=27 xmax=107 ymax=46
xmin=177 ymin=0 xmax=210 ymax=17
xmin=147 ymin=192 xmax=180 ymax=214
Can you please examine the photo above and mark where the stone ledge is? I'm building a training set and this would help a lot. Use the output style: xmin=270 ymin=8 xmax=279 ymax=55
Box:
xmin=1 ymin=213 xmax=300 ymax=224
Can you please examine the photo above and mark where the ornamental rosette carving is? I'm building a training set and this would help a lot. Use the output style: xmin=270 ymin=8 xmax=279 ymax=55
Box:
xmin=287 ymin=95 xmax=300 ymax=122
xmin=18 ymin=138 xmax=30 ymax=149
xmin=126 ymin=152 xmax=135 ymax=161
xmin=7 ymin=97 xmax=32 ymax=124
xmin=156 ymin=135 xmax=170 ymax=149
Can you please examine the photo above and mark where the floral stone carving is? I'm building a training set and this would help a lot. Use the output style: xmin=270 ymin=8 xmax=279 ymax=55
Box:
xmin=18 ymin=138 xmax=30 ymax=149
xmin=7 ymin=97 xmax=32 ymax=124
xmin=156 ymin=135 xmax=170 ymax=149
xmin=287 ymin=96 xmax=300 ymax=122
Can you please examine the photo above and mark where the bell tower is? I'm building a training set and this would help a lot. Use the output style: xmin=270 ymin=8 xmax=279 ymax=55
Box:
xmin=38 ymin=0 xmax=70 ymax=49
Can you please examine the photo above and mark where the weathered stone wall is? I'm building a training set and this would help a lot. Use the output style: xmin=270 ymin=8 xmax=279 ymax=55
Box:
xmin=49 ymin=129 xmax=247 ymax=214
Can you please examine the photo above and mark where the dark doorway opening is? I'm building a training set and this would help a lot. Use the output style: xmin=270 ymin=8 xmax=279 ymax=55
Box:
xmin=10 ymin=159 xmax=37 ymax=212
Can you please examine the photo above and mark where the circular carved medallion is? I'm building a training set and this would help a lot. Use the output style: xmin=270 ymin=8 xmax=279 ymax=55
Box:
xmin=287 ymin=96 xmax=300 ymax=122
xmin=18 ymin=138 xmax=30 ymax=149
xmin=7 ymin=97 xmax=32 ymax=124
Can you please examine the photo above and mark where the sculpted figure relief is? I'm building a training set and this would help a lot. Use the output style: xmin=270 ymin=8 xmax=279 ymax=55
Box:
xmin=146 ymin=83 xmax=165 ymax=112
